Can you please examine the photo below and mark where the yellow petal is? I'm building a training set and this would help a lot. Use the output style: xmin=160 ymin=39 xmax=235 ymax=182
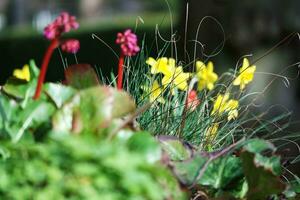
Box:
xmin=146 ymin=57 xmax=156 ymax=66
xmin=162 ymin=75 xmax=172 ymax=87
xmin=207 ymin=61 xmax=214 ymax=72
xmin=13 ymin=65 xmax=30 ymax=82
xmin=150 ymin=80 xmax=165 ymax=103
xmin=240 ymin=58 xmax=250 ymax=72
xmin=228 ymin=109 xmax=238 ymax=121
xmin=207 ymin=83 xmax=214 ymax=90
xmin=196 ymin=61 xmax=206 ymax=71
xmin=246 ymin=65 xmax=256 ymax=75
xmin=233 ymin=76 xmax=241 ymax=86
xmin=168 ymin=58 xmax=176 ymax=68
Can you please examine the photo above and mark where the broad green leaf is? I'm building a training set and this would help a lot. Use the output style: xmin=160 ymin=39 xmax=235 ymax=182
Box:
xmin=44 ymin=83 xmax=76 ymax=108
xmin=11 ymin=100 xmax=56 ymax=143
xmin=255 ymin=154 xmax=281 ymax=176
xmin=2 ymin=60 xmax=39 ymax=100
xmin=65 ymin=64 xmax=100 ymax=89
xmin=52 ymin=94 xmax=80 ymax=133
xmin=283 ymin=179 xmax=300 ymax=199
xmin=127 ymin=132 xmax=161 ymax=163
xmin=77 ymin=86 xmax=136 ymax=131
xmin=226 ymin=178 xmax=248 ymax=199
xmin=240 ymin=151 xmax=285 ymax=200
xmin=199 ymin=156 xmax=243 ymax=189
xmin=2 ymin=78 xmax=34 ymax=99
xmin=158 ymin=136 xmax=193 ymax=161
xmin=173 ymin=154 xmax=208 ymax=185
xmin=244 ymin=138 xmax=276 ymax=154
xmin=52 ymin=86 xmax=136 ymax=135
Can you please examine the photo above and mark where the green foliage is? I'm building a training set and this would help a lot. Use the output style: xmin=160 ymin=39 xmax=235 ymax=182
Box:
xmin=1 ymin=45 xmax=299 ymax=200
xmin=159 ymin=138 xmax=291 ymax=199
xmin=0 ymin=60 xmax=186 ymax=199
xmin=0 ymin=133 xmax=185 ymax=200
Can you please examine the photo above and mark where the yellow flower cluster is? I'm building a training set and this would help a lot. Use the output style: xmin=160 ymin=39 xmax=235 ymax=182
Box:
xmin=146 ymin=57 xmax=190 ymax=91
xmin=211 ymin=93 xmax=239 ymax=121
xmin=143 ymin=56 xmax=256 ymax=146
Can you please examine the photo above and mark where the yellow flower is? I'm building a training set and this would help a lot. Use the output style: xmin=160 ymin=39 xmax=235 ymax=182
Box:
xmin=233 ymin=58 xmax=256 ymax=90
xmin=162 ymin=65 xmax=190 ymax=91
xmin=146 ymin=57 xmax=170 ymax=75
xmin=141 ymin=80 xmax=165 ymax=104
xmin=211 ymin=93 xmax=239 ymax=121
xmin=146 ymin=57 xmax=190 ymax=91
xmin=13 ymin=64 xmax=30 ymax=82
xmin=205 ymin=123 xmax=219 ymax=143
xmin=196 ymin=61 xmax=218 ymax=91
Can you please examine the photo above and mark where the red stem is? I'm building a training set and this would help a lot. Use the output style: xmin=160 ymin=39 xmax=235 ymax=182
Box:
xmin=117 ymin=52 xmax=125 ymax=90
xmin=33 ymin=38 xmax=60 ymax=100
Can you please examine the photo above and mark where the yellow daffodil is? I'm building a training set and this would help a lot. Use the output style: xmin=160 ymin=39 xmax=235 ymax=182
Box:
xmin=211 ymin=93 xmax=239 ymax=121
xmin=146 ymin=57 xmax=170 ymax=75
xmin=13 ymin=64 xmax=30 ymax=82
xmin=141 ymin=80 xmax=165 ymax=104
xmin=146 ymin=57 xmax=190 ymax=91
xmin=233 ymin=58 xmax=256 ymax=90
xmin=196 ymin=61 xmax=218 ymax=91
xmin=162 ymin=65 xmax=190 ymax=91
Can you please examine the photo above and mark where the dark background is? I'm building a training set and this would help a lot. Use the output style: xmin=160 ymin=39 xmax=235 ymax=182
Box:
xmin=0 ymin=0 xmax=299 ymax=173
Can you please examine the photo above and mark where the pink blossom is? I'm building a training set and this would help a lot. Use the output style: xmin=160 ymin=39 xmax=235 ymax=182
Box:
xmin=61 ymin=39 xmax=80 ymax=54
xmin=116 ymin=29 xmax=140 ymax=56
xmin=44 ymin=12 xmax=79 ymax=40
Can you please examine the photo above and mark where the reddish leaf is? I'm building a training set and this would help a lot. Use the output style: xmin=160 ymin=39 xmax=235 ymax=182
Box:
xmin=65 ymin=64 xmax=100 ymax=89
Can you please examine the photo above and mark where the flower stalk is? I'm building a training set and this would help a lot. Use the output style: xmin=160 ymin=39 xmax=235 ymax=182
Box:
xmin=116 ymin=29 xmax=140 ymax=90
xmin=117 ymin=52 xmax=125 ymax=90
xmin=33 ymin=38 xmax=60 ymax=99
xmin=33 ymin=12 xmax=80 ymax=100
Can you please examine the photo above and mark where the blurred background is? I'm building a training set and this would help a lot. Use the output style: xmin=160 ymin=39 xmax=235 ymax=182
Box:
xmin=0 ymin=0 xmax=299 ymax=172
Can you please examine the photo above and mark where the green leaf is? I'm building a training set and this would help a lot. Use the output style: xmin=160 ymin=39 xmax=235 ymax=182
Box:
xmin=11 ymin=100 xmax=56 ymax=143
xmin=158 ymin=136 xmax=193 ymax=161
xmin=52 ymin=86 xmax=136 ymax=135
xmin=240 ymin=151 xmax=286 ymax=200
xmin=255 ymin=154 xmax=282 ymax=176
xmin=173 ymin=154 xmax=208 ymax=185
xmin=199 ymin=156 xmax=243 ymax=189
xmin=244 ymin=138 xmax=276 ymax=154
xmin=44 ymin=83 xmax=76 ymax=108
xmin=2 ymin=78 xmax=34 ymax=99
xmin=29 ymin=59 xmax=40 ymax=79
xmin=52 ymin=94 xmax=80 ymax=133
xmin=65 ymin=64 xmax=100 ymax=89
xmin=2 ymin=60 xmax=39 ymax=100
xmin=127 ymin=132 xmax=161 ymax=163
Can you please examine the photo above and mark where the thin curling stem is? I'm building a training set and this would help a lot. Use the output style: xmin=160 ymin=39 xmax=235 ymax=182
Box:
xmin=33 ymin=38 xmax=59 ymax=99
xmin=117 ymin=52 xmax=125 ymax=90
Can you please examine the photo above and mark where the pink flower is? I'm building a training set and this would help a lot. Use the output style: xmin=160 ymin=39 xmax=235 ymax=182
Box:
xmin=116 ymin=29 xmax=140 ymax=56
xmin=186 ymin=90 xmax=201 ymax=111
xmin=61 ymin=39 xmax=80 ymax=54
xmin=44 ymin=12 xmax=79 ymax=40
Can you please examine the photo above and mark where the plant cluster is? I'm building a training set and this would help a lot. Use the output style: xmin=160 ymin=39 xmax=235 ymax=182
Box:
xmin=0 ymin=12 xmax=299 ymax=200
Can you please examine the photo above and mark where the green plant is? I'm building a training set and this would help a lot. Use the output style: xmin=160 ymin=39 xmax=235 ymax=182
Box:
xmin=0 ymin=10 xmax=300 ymax=200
